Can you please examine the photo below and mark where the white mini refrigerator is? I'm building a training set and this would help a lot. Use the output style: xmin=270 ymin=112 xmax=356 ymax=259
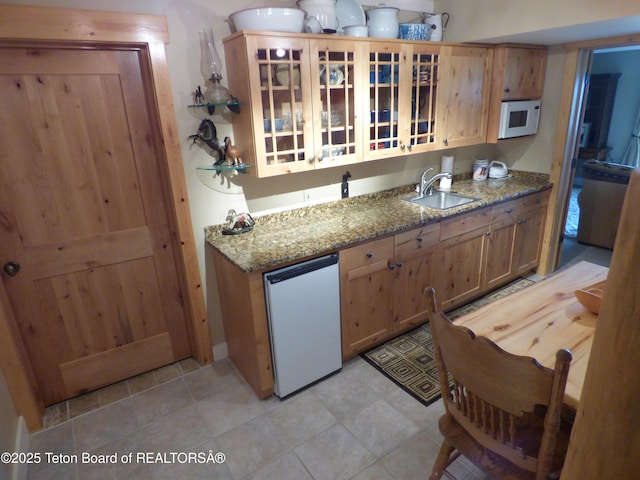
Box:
xmin=264 ymin=253 xmax=342 ymax=398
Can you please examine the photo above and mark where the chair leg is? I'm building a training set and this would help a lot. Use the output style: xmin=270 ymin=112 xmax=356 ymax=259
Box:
xmin=430 ymin=439 xmax=456 ymax=480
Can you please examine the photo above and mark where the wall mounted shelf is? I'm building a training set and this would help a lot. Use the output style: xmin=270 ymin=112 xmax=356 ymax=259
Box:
xmin=188 ymin=100 xmax=243 ymax=115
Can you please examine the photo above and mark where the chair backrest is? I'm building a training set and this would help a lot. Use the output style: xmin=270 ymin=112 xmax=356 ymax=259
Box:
xmin=426 ymin=288 xmax=572 ymax=480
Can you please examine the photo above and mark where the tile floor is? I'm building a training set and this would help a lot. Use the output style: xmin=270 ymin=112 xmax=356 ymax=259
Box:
xmin=27 ymin=242 xmax=610 ymax=480
xmin=28 ymin=356 xmax=488 ymax=480
xmin=559 ymin=235 xmax=613 ymax=269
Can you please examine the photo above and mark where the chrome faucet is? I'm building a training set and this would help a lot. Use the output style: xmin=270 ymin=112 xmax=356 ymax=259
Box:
xmin=420 ymin=168 xmax=453 ymax=196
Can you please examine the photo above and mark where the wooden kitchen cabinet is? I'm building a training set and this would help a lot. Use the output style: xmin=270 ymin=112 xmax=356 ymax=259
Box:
xmin=483 ymin=198 xmax=521 ymax=291
xmin=498 ymin=46 xmax=546 ymax=100
xmin=436 ymin=45 xmax=494 ymax=149
xmin=393 ymin=223 xmax=440 ymax=333
xmin=223 ymin=32 xmax=365 ymax=177
xmin=340 ymin=237 xmax=395 ymax=358
xmin=487 ymin=45 xmax=547 ymax=142
xmin=365 ymin=41 xmax=440 ymax=159
xmin=437 ymin=208 xmax=491 ymax=311
xmin=484 ymin=191 xmax=549 ymax=288
xmin=514 ymin=190 xmax=549 ymax=274
xmin=340 ymin=222 xmax=440 ymax=357
xmin=439 ymin=190 xmax=549 ymax=309
xmin=223 ymin=32 xmax=498 ymax=177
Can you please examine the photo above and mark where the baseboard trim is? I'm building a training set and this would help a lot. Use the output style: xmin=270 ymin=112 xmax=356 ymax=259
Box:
xmin=212 ymin=342 xmax=228 ymax=361
xmin=12 ymin=416 xmax=29 ymax=480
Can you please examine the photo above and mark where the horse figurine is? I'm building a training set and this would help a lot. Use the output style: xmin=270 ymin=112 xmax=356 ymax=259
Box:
xmin=223 ymin=209 xmax=255 ymax=234
xmin=224 ymin=137 xmax=242 ymax=166
xmin=188 ymin=119 xmax=225 ymax=165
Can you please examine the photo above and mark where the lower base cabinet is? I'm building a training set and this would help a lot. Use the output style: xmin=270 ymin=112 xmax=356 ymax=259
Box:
xmin=437 ymin=208 xmax=491 ymax=311
xmin=339 ymin=237 xmax=395 ymax=358
xmin=340 ymin=222 xmax=441 ymax=358
xmin=212 ymin=190 xmax=550 ymax=397
xmin=393 ymin=223 xmax=440 ymax=333
xmin=440 ymin=191 xmax=549 ymax=310
xmin=342 ymin=190 xmax=550 ymax=358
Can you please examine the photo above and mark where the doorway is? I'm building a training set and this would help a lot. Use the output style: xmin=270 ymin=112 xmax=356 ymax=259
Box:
xmin=551 ymin=37 xmax=640 ymax=272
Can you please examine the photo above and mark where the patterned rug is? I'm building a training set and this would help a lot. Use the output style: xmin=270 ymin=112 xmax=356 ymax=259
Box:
xmin=361 ymin=277 xmax=535 ymax=407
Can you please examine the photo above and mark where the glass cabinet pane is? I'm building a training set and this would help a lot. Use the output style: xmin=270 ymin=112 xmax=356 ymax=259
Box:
xmin=316 ymin=47 xmax=356 ymax=162
xmin=410 ymin=51 xmax=438 ymax=147
xmin=257 ymin=46 xmax=307 ymax=167
xmin=368 ymin=50 xmax=401 ymax=153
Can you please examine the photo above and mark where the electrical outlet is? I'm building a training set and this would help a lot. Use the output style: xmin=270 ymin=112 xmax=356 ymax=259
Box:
xmin=303 ymin=189 xmax=312 ymax=203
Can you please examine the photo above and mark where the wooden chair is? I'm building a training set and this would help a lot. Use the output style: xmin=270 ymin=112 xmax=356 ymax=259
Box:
xmin=426 ymin=288 xmax=572 ymax=480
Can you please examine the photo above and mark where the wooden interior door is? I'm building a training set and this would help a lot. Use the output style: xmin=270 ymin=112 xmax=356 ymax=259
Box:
xmin=0 ymin=45 xmax=192 ymax=405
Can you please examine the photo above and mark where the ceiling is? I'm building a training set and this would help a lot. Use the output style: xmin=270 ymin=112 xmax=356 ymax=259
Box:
xmin=471 ymin=15 xmax=640 ymax=46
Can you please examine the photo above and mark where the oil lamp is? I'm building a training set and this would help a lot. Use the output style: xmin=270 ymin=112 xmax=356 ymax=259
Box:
xmin=199 ymin=28 xmax=229 ymax=105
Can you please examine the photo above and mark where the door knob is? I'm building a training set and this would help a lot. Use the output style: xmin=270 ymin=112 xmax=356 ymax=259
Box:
xmin=3 ymin=261 xmax=20 ymax=277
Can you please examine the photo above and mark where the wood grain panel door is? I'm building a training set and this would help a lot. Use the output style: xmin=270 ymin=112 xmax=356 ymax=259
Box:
xmin=0 ymin=45 xmax=192 ymax=405
xmin=437 ymin=46 xmax=492 ymax=149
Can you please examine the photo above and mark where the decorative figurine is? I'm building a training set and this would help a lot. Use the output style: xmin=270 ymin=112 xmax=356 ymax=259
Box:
xmin=188 ymin=119 xmax=225 ymax=165
xmin=223 ymin=209 xmax=255 ymax=235
xmin=224 ymin=137 xmax=242 ymax=166
xmin=194 ymin=85 xmax=205 ymax=105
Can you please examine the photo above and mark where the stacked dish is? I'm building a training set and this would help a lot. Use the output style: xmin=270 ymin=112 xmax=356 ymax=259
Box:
xmin=229 ymin=8 xmax=305 ymax=33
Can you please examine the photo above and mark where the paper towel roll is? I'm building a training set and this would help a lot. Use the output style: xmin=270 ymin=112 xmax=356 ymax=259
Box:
xmin=440 ymin=156 xmax=453 ymax=190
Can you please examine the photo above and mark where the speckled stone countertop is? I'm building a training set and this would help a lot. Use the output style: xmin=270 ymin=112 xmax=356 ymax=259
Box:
xmin=205 ymin=171 xmax=551 ymax=272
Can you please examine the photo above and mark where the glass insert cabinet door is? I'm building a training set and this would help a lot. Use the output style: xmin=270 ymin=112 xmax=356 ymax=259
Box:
xmin=366 ymin=43 xmax=440 ymax=159
xmin=252 ymin=37 xmax=361 ymax=176
xmin=367 ymin=45 xmax=403 ymax=158
xmin=311 ymin=40 xmax=362 ymax=170
xmin=254 ymin=38 xmax=312 ymax=176
xmin=408 ymin=48 xmax=438 ymax=151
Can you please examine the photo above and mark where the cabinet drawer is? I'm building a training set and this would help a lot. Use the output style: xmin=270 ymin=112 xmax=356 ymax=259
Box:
xmin=339 ymin=236 xmax=394 ymax=272
xmin=521 ymin=190 xmax=549 ymax=212
xmin=491 ymin=198 xmax=521 ymax=223
xmin=440 ymin=208 xmax=490 ymax=241
xmin=395 ymin=223 xmax=440 ymax=258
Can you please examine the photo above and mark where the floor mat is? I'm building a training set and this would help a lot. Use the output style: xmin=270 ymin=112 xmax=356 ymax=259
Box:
xmin=361 ymin=277 xmax=535 ymax=406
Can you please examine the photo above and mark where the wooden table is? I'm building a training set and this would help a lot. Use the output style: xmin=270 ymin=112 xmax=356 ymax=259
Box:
xmin=454 ymin=261 xmax=608 ymax=409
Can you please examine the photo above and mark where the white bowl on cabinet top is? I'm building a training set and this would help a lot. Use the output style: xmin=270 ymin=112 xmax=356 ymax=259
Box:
xmin=229 ymin=8 xmax=305 ymax=33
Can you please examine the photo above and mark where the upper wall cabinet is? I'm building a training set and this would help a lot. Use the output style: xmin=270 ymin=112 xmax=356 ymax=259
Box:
xmin=224 ymin=32 xmax=365 ymax=177
xmin=223 ymin=32 xmax=495 ymax=177
xmin=499 ymin=46 xmax=547 ymax=100
xmin=364 ymin=41 xmax=440 ymax=159
xmin=486 ymin=45 xmax=547 ymax=143
xmin=437 ymin=45 xmax=494 ymax=149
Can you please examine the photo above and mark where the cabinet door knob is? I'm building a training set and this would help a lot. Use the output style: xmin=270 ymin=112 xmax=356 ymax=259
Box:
xmin=400 ymin=144 xmax=406 ymax=151
xmin=3 ymin=261 xmax=20 ymax=277
xmin=388 ymin=263 xmax=395 ymax=270
xmin=485 ymin=231 xmax=491 ymax=236
xmin=504 ymin=87 xmax=510 ymax=93
xmin=417 ymin=236 xmax=423 ymax=242
xmin=506 ymin=208 xmax=513 ymax=214
xmin=396 ymin=262 xmax=403 ymax=268
xmin=366 ymin=252 xmax=373 ymax=258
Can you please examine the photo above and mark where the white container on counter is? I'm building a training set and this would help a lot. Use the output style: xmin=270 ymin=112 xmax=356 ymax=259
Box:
xmin=473 ymin=159 xmax=489 ymax=181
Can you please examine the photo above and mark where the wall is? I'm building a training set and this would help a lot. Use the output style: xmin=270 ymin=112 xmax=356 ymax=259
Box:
xmin=436 ymin=0 xmax=640 ymax=44
xmin=1 ymin=0 xmax=638 ymax=358
xmin=0 ymin=371 xmax=18 ymax=480
xmin=591 ymin=49 xmax=640 ymax=164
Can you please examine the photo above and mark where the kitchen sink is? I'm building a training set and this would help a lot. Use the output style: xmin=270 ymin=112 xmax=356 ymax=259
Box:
xmin=403 ymin=191 xmax=480 ymax=210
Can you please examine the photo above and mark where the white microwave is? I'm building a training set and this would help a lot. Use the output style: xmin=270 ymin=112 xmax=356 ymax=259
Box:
xmin=498 ymin=100 xmax=541 ymax=139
